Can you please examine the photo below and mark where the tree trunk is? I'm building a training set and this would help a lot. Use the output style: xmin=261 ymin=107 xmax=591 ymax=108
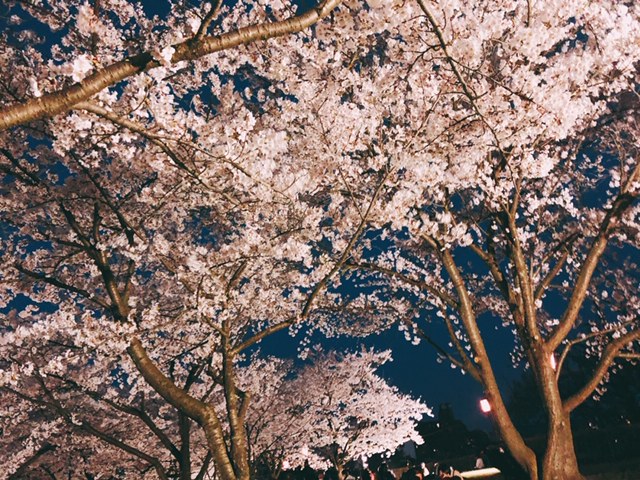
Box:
xmin=128 ymin=338 xmax=242 ymax=480
xmin=541 ymin=410 xmax=584 ymax=480
xmin=498 ymin=421 xmax=538 ymax=480
xmin=201 ymin=412 xmax=242 ymax=480
xmin=222 ymin=339 xmax=251 ymax=480
xmin=477 ymin=370 xmax=538 ymax=479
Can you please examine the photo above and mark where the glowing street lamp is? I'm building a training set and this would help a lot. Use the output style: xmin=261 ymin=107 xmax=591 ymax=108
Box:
xmin=479 ymin=398 xmax=500 ymax=441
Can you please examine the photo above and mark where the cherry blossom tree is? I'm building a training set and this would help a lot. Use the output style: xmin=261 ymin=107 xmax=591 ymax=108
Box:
xmin=317 ymin=3 xmax=640 ymax=480
xmin=0 ymin=2 xmax=437 ymax=480
xmin=231 ymin=1 xmax=638 ymax=478
xmin=1 ymin=1 xmax=640 ymax=480
xmin=241 ymin=350 xmax=428 ymax=479
xmin=0 ymin=1 xmax=379 ymax=479
xmin=0 ymin=308 xmax=215 ymax=479
xmin=0 ymin=90 xmax=381 ymax=478
xmin=343 ymin=99 xmax=640 ymax=480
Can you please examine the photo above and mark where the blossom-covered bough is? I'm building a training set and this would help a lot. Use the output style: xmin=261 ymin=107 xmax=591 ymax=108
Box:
xmin=0 ymin=340 xmax=212 ymax=479
xmin=1 ymin=1 xmax=639 ymax=480
xmin=0 ymin=0 xmax=342 ymax=131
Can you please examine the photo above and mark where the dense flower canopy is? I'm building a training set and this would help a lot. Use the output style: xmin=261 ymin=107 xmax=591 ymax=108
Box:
xmin=242 ymin=349 xmax=427 ymax=472
xmin=0 ymin=0 xmax=639 ymax=479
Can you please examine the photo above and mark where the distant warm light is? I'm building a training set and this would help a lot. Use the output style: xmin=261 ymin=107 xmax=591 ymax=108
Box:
xmin=550 ymin=353 xmax=557 ymax=371
xmin=480 ymin=398 xmax=491 ymax=413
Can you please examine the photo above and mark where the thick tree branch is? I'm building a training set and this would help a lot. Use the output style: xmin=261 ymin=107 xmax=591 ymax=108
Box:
xmin=221 ymin=316 xmax=250 ymax=480
xmin=549 ymin=191 xmax=637 ymax=350
xmin=504 ymin=211 xmax=541 ymax=344
xmin=195 ymin=0 xmax=224 ymax=42
xmin=438 ymin=244 xmax=535 ymax=472
xmin=127 ymin=338 xmax=209 ymax=423
xmin=179 ymin=412 xmax=192 ymax=480
xmin=195 ymin=452 xmax=213 ymax=480
xmin=0 ymin=0 xmax=343 ymax=130
xmin=232 ymin=320 xmax=292 ymax=355
xmin=439 ymin=247 xmax=492 ymax=381
xmin=126 ymin=337 xmax=239 ymax=480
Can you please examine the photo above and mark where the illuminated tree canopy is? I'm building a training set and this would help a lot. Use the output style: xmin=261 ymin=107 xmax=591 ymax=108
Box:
xmin=1 ymin=1 xmax=638 ymax=479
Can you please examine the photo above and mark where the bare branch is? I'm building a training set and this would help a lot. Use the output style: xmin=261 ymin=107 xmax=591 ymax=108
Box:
xmin=617 ymin=352 xmax=640 ymax=360
xmin=564 ymin=327 xmax=640 ymax=412
xmin=555 ymin=317 xmax=639 ymax=379
xmin=344 ymin=260 xmax=458 ymax=308
xmin=549 ymin=191 xmax=637 ymax=350
xmin=438 ymin=243 xmax=534 ymax=467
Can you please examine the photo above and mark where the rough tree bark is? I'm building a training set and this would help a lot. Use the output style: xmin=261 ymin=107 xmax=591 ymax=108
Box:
xmin=128 ymin=337 xmax=249 ymax=480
